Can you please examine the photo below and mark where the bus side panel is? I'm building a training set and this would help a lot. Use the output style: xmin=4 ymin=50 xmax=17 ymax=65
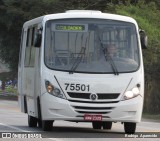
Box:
xmin=24 ymin=67 xmax=36 ymax=117
xmin=34 ymin=47 xmax=41 ymax=117
xmin=18 ymin=25 xmax=41 ymax=117
xmin=18 ymin=28 xmax=27 ymax=113
xmin=25 ymin=47 xmax=41 ymax=118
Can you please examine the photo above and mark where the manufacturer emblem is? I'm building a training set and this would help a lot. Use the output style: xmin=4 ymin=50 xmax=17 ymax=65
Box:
xmin=90 ymin=93 xmax=98 ymax=101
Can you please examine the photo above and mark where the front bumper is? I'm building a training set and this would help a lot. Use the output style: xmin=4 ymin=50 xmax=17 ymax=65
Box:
xmin=41 ymin=93 xmax=143 ymax=123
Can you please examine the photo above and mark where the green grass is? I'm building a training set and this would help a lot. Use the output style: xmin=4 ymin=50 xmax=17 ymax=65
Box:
xmin=0 ymin=86 xmax=17 ymax=95
xmin=142 ymin=113 xmax=160 ymax=121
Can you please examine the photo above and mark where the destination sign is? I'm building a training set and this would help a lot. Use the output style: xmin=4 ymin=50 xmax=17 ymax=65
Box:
xmin=54 ymin=24 xmax=87 ymax=32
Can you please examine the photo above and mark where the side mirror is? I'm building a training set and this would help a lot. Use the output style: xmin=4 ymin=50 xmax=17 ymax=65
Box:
xmin=139 ymin=29 xmax=148 ymax=49
xmin=34 ymin=29 xmax=42 ymax=47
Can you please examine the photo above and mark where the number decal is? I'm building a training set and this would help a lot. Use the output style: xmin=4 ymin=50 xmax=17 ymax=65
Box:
xmin=76 ymin=84 xmax=81 ymax=91
xmin=65 ymin=83 xmax=69 ymax=90
xmin=65 ymin=83 xmax=90 ymax=92
xmin=86 ymin=85 xmax=90 ymax=91
xmin=81 ymin=84 xmax=85 ymax=91
xmin=70 ymin=83 xmax=75 ymax=91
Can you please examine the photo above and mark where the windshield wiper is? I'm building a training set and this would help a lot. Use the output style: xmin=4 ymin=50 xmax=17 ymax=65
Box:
xmin=99 ymin=37 xmax=119 ymax=75
xmin=69 ymin=34 xmax=88 ymax=74
xmin=69 ymin=47 xmax=86 ymax=74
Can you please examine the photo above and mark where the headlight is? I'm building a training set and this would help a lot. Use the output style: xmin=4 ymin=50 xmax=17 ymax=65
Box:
xmin=45 ymin=80 xmax=65 ymax=99
xmin=123 ymin=86 xmax=140 ymax=100
xmin=132 ymin=87 xmax=139 ymax=95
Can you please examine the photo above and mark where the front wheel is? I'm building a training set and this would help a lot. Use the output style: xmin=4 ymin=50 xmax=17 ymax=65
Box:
xmin=42 ymin=120 xmax=53 ymax=131
xmin=37 ymin=119 xmax=42 ymax=128
xmin=124 ymin=122 xmax=136 ymax=134
xmin=102 ymin=122 xmax=112 ymax=130
xmin=28 ymin=115 xmax=37 ymax=127
xmin=92 ymin=122 xmax=102 ymax=129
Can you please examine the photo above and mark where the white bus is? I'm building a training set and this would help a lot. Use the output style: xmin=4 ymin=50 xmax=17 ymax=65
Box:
xmin=18 ymin=10 xmax=147 ymax=133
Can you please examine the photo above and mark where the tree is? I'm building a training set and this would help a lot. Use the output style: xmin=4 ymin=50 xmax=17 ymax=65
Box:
xmin=0 ymin=0 xmax=59 ymax=71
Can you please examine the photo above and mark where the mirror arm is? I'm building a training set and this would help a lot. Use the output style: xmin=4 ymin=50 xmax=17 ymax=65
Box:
xmin=34 ymin=28 xmax=42 ymax=48
xmin=139 ymin=29 xmax=147 ymax=49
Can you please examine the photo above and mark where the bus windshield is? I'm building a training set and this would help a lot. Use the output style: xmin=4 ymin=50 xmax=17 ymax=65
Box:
xmin=44 ymin=19 xmax=140 ymax=74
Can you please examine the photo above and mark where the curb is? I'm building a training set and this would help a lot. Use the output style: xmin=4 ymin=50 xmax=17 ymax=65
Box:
xmin=0 ymin=93 xmax=18 ymax=101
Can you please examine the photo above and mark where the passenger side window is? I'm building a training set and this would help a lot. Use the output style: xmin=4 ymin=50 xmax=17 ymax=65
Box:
xmin=24 ymin=26 xmax=37 ymax=67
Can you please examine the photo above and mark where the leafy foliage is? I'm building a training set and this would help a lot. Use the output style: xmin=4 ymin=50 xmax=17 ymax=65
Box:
xmin=0 ymin=0 xmax=59 ymax=71
xmin=115 ymin=1 xmax=160 ymax=114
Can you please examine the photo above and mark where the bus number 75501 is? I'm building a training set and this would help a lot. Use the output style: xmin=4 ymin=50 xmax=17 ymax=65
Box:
xmin=65 ymin=83 xmax=90 ymax=92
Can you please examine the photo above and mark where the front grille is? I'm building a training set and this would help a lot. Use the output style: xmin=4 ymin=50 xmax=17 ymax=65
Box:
xmin=72 ymin=106 xmax=114 ymax=115
xmin=67 ymin=92 xmax=120 ymax=100
xmin=76 ymin=111 xmax=110 ymax=114
xmin=68 ymin=100 xmax=119 ymax=104
xmin=67 ymin=92 xmax=120 ymax=115
xmin=76 ymin=115 xmax=110 ymax=118
xmin=67 ymin=92 xmax=90 ymax=99
xmin=73 ymin=106 xmax=114 ymax=110
xmin=97 ymin=93 xmax=119 ymax=99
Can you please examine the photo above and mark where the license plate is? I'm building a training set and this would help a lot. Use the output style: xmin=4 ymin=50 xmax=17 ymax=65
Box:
xmin=84 ymin=114 xmax=102 ymax=121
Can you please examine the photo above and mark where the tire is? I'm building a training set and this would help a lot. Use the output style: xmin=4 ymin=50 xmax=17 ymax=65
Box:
xmin=124 ymin=122 xmax=136 ymax=134
xmin=24 ymin=96 xmax=28 ymax=113
xmin=28 ymin=115 xmax=37 ymax=127
xmin=92 ymin=122 xmax=102 ymax=129
xmin=38 ymin=119 xmax=42 ymax=128
xmin=37 ymin=97 xmax=42 ymax=128
xmin=102 ymin=122 xmax=112 ymax=130
xmin=42 ymin=120 xmax=53 ymax=131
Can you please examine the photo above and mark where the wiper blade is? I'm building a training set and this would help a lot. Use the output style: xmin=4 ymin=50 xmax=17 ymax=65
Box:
xmin=99 ymin=37 xmax=119 ymax=75
xmin=69 ymin=47 xmax=86 ymax=74
xmin=69 ymin=33 xmax=89 ymax=74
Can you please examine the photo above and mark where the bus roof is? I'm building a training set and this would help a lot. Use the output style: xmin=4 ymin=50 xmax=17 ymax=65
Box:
xmin=23 ymin=10 xmax=137 ymax=28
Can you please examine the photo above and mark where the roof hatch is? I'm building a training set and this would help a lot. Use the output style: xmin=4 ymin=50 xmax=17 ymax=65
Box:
xmin=65 ymin=10 xmax=102 ymax=14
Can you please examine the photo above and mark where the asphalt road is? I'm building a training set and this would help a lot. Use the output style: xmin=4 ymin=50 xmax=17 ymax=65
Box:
xmin=0 ymin=99 xmax=160 ymax=141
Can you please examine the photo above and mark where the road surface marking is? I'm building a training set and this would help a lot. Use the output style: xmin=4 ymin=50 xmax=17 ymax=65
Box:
xmin=0 ymin=122 xmax=31 ymax=132
xmin=141 ymin=121 xmax=160 ymax=125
